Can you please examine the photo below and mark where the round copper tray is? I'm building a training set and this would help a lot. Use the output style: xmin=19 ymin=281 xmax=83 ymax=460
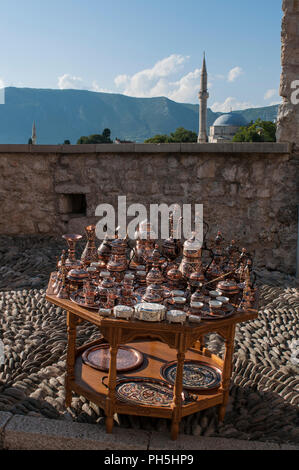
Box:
xmin=82 ymin=344 xmax=144 ymax=372
xmin=200 ymin=304 xmax=235 ymax=321
xmin=70 ymin=290 xmax=101 ymax=310
xmin=134 ymin=285 xmax=172 ymax=299
xmin=161 ymin=360 xmax=222 ymax=391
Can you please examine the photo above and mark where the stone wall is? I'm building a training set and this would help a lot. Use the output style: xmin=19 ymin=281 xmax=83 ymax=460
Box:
xmin=277 ymin=0 xmax=299 ymax=149
xmin=0 ymin=143 xmax=297 ymax=274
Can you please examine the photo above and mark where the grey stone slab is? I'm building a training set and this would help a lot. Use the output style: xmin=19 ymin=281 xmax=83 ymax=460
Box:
xmin=30 ymin=145 xmax=63 ymax=153
xmin=0 ymin=144 xmax=31 ymax=153
xmin=4 ymin=415 xmax=150 ymax=450
xmin=96 ymin=143 xmax=135 ymax=153
xmin=0 ymin=142 xmax=291 ymax=154
xmin=148 ymin=432 xmax=282 ymax=450
xmin=0 ymin=412 xmax=13 ymax=449
xmin=134 ymin=143 xmax=181 ymax=153
xmin=279 ymin=443 xmax=299 ymax=450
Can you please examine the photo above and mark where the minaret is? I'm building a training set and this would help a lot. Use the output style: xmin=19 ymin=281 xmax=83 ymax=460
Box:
xmin=32 ymin=121 xmax=37 ymax=145
xmin=198 ymin=53 xmax=209 ymax=143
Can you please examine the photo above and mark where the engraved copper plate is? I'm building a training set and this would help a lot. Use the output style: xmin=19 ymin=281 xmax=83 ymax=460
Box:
xmin=82 ymin=344 xmax=144 ymax=372
xmin=115 ymin=377 xmax=192 ymax=407
xmin=70 ymin=290 xmax=101 ymax=310
xmin=200 ymin=304 xmax=235 ymax=321
xmin=161 ymin=360 xmax=222 ymax=391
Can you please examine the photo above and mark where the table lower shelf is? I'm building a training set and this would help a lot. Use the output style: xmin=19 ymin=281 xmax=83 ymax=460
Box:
xmin=71 ymin=339 xmax=225 ymax=419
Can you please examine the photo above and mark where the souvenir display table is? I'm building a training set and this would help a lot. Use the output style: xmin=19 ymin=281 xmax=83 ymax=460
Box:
xmin=45 ymin=219 xmax=259 ymax=440
xmin=46 ymin=281 xmax=257 ymax=440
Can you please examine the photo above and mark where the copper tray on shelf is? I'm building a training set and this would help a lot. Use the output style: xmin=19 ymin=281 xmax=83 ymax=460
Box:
xmin=108 ymin=377 xmax=193 ymax=407
xmin=82 ymin=344 xmax=144 ymax=372
xmin=161 ymin=360 xmax=222 ymax=391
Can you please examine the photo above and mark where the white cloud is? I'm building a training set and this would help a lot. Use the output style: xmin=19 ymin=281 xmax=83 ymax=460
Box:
xmin=0 ymin=78 xmax=4 ymax=88
xmin=264 ymin=88 xmax=281 ymax=105
xmin=264 ymin=88 xmax=277 ymax=100
xmin=114 ymin=54 xmax=189 ymax=98
xmin=211 ymin=96 xmax=257 ymax=113
xmin=58 ymin=74 xmax=85 ymax=90
xmin=58 ymin=74 xmax=114 ymax=94
xmin=168 ymin=68 xmax=202 ymax=102
xmin=227 ymin=66 xmax=243 ymax=82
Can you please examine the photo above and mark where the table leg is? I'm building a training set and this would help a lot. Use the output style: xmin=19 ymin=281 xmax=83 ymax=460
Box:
xmin=171 ymin=350 xmax=185 ymax=441
xmin=197 ymin=335 xmax=205 ymax=352
xmin=218 ymin=325 xmax=235 ymax=422
xmin=65 ymin=311 xmax=77 ymax=408
xmin=105 ymin=344 xmax=118 ymax=434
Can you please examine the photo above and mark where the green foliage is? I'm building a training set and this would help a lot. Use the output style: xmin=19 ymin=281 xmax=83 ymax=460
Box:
xmin=232 ymin=119 xmax=276 ymax=142
xmin=28 ymin=138 xmax=33 ymax=144
xmin=145 ymin=127 xmax=197 ymax=143
xmin=144 ymin=134 xmax=171 ymax=143
xmin=64 ymin=139 xmax=71 ymax=145
xmin=77 ymin=128 xmax=112 ymax=144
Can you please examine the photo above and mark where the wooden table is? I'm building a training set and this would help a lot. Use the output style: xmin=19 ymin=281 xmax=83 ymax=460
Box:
xmin=46 ymin=273 xmax=258 ymax=440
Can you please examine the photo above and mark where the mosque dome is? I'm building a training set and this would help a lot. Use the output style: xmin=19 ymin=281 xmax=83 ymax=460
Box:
xmin=212 ymin=113 xmax=248 ymax=127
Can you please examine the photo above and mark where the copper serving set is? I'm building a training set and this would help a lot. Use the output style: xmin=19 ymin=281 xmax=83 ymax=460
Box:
xmin=52 ymin=213 xmax=257 ymax=323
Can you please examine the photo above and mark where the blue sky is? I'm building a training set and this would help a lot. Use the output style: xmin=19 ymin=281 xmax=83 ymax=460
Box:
xmin=0 ymin=0 xmax=282 ymax=111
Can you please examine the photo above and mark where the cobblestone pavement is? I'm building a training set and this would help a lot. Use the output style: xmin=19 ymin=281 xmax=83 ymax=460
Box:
xmin=0 ymin=236 xmax=298 ymax=445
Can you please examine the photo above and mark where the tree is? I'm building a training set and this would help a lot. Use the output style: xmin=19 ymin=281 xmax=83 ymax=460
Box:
xmin=169 ymin=127 xmax=197 ymax=143
xmin=28 ymin=138 xmax=33 ymax=144
xmin=64 ymin=139 xmax=71 ymax=145
xmin=102 ymin=128 xmax=111 ymax=142
xmin=144 ymin=127 xmax=197 ymax=143
xmin=77 ymin=128 xmax=112 ymax=144
xmin=232 ymin=119 xmax=276 ymax=142
xmin=144 ymin=134 xmax=171 ymax=143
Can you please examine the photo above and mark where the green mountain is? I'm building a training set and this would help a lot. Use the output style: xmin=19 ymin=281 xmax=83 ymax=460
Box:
xmin=0 ymin=87 xmax=279 ymax=144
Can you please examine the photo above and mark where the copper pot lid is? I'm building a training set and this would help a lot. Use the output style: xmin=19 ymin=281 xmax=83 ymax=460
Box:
xmin=167 ymin=267 xmax=182 ymax=280
xmin=217 ymin=280 xmax=240 ymax=293
xmin=67 ymin=268 xmax=89 ymax=281
xmin=189 ymin=271 xmax=205 ymax=282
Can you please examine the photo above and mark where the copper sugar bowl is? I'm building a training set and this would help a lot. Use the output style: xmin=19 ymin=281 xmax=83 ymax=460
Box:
xmin=216 ymin=280 xmax=240 ymax=299
xmin=106 ymin=238 xmax=128 ymax=278
xmin=97 ymin=273 xmax=116 ymax=304
xmin=145 ymin=245 xmax=166 ymax=272
xmin=166 ymin=265 xmax=183 ymax=288
xmin=142 ymin=262 xmax=164 ymax=303
xmin=188 ymin=266 xmax=205 ymax=290
xmin=179 ymin=234 xmax=203 ymax=279
xmin=67 ymin=267 xmax=90 ymax=293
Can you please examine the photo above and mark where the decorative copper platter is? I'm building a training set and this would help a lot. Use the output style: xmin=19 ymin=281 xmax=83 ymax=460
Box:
xmin=161 ymin=360 xmax=222 ymax=391
xmin=199 ymin=304 xmax=235 ymax=321
xmin=70 ymin=290 xmax=101 ymax=310
xmin=134 ymin=285 xmax=172 ymax=299
xmin=112 ymin=377 xmax=192 ymax=407
xmin=82 ymin=344 xmax=144 ymax=372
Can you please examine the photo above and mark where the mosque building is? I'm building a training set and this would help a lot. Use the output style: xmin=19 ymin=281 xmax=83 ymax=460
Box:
xmin=198 ymin=55 xmax=248 ymax=143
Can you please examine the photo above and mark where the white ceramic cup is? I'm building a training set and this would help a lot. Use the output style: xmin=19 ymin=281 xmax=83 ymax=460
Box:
xmin=216 ymin=296 xmax=229 ymax=304
xmin=209 ymin=290 xmax=223 ymax=298
xmin=209 ymin=300 xmax=223 ymax=310
xmin=190 ymin=302 xmax=204 ymax=310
